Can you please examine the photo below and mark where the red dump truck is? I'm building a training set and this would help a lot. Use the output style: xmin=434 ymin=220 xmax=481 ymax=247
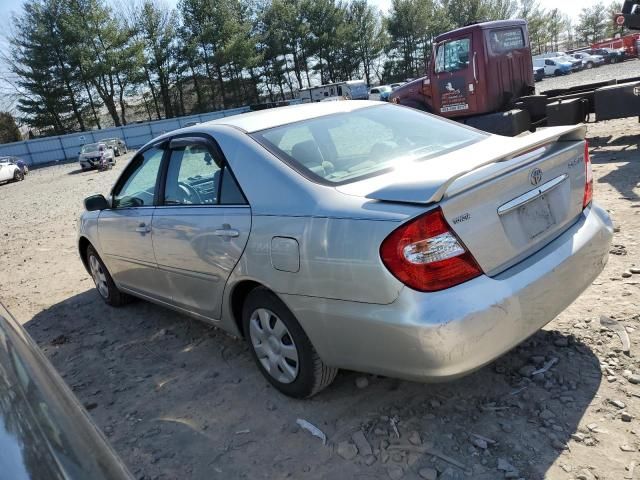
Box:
xmin=390 ymin=19 xmax=640 ymax=136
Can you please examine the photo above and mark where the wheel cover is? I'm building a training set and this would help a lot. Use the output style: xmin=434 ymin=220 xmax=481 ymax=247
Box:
xmin=89 ymin=255 xmax=109 ymax=299
xmin=249 ymin=308 xmax=299 ymax=384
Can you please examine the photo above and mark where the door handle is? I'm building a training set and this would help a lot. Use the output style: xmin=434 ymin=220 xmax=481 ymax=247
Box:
xmin=135 ymin=223 xmax=151 ymax=233
xmin=473 ymin=51 xmax=478 ymax=83
xmin=214 ymin=228 xmax=239 ymax=238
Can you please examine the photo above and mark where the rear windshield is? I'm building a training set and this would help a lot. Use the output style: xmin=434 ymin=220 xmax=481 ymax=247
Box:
xmin=252 ymin=105 xmax=486 ymax=185
xmin=487 ymin=28 xmax=525 ymax=54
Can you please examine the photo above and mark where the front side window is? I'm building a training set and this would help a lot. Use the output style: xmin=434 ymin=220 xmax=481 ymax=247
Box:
xmin=113 ymin=147 xmax=164 ymax=208
xmin=435 ymin=38 xmax=470 ymax=73
xmin=253 ymin=105 xmax=486 ymax=185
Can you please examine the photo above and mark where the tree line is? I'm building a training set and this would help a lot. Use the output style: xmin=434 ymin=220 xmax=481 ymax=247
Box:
xmin=1 ymin=0 xmax=627 ymax=137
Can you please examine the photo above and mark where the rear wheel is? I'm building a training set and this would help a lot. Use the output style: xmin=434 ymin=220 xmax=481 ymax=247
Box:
xmin=243 ymin=287 xmax=338 ymax=398
xmin=86 ymin=245 xmax=131 ymax=306
xmin=586 ymin=61 xmax=594 ymax=69
xmin=610 ymin=57 xmax=617 ymax=64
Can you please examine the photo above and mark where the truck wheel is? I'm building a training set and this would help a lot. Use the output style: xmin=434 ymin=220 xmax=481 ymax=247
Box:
xmin=554 ymin=69 xmax=561 ymax=76
xmin=243 ymin=287 xmax=338 ymax=398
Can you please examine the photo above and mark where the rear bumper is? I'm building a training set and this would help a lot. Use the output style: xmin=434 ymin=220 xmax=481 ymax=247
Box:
xmin=284 ymin=203 xmax=613 ymax=381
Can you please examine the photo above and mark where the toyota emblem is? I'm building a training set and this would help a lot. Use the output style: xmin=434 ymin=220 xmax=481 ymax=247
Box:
xmin=530 ymin=168 xmax=543 ymax=186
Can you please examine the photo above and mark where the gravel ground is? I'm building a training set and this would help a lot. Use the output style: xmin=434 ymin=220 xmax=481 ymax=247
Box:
xmin=0 ymin=116 xmax=639 ymax=480
xmin=537 ymin=58 xmax=640 ymax=93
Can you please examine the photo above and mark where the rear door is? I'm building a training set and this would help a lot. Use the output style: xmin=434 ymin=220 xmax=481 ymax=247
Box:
xmin=431 ymin=35 xmax=477 ymax=117
xmin=151 ymin=136 xmax=250 ymax=320
xmin=98 ymin=146 xmax=170 ymax=301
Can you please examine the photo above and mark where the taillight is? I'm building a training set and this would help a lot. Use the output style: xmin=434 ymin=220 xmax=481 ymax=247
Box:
xmin=583 ymin=140 xmax=593 ymax=208
xmin=380 ymin=208 xmax=482 ymax=292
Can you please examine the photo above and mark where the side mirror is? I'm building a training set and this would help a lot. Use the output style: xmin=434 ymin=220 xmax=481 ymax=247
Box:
xmin=84 ymin=194 xmax=109 ymax=211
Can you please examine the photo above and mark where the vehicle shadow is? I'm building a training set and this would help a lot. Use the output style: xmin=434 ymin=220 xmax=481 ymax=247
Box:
xmin=26 ymin=291 xmax=601 ymax=480
xmin=588 ymin=139 xmax=640 ymax=202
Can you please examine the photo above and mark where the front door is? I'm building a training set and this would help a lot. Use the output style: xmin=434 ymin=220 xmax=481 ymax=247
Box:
xmin=431 ymin=35 xmax=477 ymax=118
xmin=151 ymin=138 xmax=250 ymax=320
xmin=98 ymin=146 xmax=170 ymax=301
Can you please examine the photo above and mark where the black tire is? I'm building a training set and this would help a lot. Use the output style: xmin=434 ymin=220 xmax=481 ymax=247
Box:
xmin=586 ymin=62 xmax=593 ymax=69
xmin=13 ymin=170 xmax=24 ymax=182
xmin=554 ymin=69 xmax=561 ymax=76
xmin=86 ymin=245 xmax=132 ymax=307
xmin=242 ymin=287 xmax=338 ymax=398
xmin=115 ymin=148 xmax=120 ymax=157
xmin=610 ymin=57 xmax=617 ymax=64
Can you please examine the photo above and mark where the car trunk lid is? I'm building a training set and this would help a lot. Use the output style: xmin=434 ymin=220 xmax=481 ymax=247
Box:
xmin=337 ymin=125 xmax=588 ymax=275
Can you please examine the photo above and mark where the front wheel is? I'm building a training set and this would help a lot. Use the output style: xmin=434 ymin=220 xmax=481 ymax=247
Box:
xmin=554 ymin=69 xmax=561 ymax=76
xmin=13 ymin=170 xmax=24 ymax=182
xmin=243 ymin=287 xmax=338 ymax=398
xmin=86 ymin=245 xmax=131 ymax=306
xmin=610 ymin=57 xmax=617 ymax=64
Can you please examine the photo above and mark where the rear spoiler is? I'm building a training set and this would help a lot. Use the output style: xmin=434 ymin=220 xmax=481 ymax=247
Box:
xmin=361 ymin=125 xmax=586 ymax=205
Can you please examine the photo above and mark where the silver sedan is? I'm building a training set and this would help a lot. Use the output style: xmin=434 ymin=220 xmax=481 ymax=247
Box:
xmin=78 ymin=101 xmax=613 ymax=398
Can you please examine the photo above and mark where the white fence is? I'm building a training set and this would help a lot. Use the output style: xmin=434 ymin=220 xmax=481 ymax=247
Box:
xmin=0 ymin=106 xmax=255 ymax=167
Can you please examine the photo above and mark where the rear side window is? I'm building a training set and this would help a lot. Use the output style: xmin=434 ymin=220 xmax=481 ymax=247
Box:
xmin=253 ymin=105 xmax=486 ymax=185
xmin=487 ymin=28 xmax=525 ymax=54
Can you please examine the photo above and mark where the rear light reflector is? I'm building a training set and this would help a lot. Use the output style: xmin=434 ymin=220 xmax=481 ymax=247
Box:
xmin=380 ymin=208 xmax=482 ymax=292
xmin=583 ymin=140 xmax=593 ymax=208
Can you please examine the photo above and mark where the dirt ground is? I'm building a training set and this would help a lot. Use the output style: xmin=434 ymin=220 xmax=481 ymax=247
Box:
xmin=0 ymin=113 xmax=639 ymax=480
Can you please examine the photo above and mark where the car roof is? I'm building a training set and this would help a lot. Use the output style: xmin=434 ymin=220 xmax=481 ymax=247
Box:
xmin=201 ymin=100 xmax=381 ymax=134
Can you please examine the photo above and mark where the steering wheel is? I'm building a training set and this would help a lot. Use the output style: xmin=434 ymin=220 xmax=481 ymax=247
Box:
xmin=177 ymin=181 xmax=202 ymax=204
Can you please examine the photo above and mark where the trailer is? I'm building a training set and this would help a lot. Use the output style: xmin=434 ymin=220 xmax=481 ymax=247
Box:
xmin=390 ymin=20 xmax=640 ymax=136
xmin=297 ymin=80 xmax=369 ymax=102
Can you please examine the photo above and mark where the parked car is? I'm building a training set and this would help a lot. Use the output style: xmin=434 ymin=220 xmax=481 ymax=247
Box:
xmin=534 ymin=52 xmax=582 ymax=71
xmin=369 ymin=85 xmax=392 ymax=101
xmin=102 ymin=137 xmax=128 ymax=156
xmin=0 ymin=157 xmax=25 ymax=183
xmin=79 ymin=143 xmax=116 ymax=171
xmin=0 ymin=303 xmax=132 ymax=479
xmin=0 ymin=155 xmax=29 ymax=175
xmin=587 ymin=47 xmax=625 ymax=63
xmin=533 ymin=57 xmax=572 ymax=76
xmin=533 ymin=66 xmax=545 ymax=82
xmin=78 ymin=102 xmax=612 ymax=398
xmin=571 ymin=52 xmax=605 ymax=69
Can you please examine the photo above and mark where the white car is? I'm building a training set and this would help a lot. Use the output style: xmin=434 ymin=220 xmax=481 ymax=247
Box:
xmin=571 ymin=52 xmax=605 ymax=69
xmin=79 ymin=143 xmax=116 ymax=170
xmin=369 ymin=85 xmax=392 ymax=101
xmin=0 ymin=159 xmax=24 ymax=184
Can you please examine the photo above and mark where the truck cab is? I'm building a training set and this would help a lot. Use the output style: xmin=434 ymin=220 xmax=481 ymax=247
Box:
xmin=391 ymin=20 xmax=534 ymax=118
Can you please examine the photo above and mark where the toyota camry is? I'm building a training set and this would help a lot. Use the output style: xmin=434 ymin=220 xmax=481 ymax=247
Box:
xmin=77 ymin=101 xmax=613 ymax=398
